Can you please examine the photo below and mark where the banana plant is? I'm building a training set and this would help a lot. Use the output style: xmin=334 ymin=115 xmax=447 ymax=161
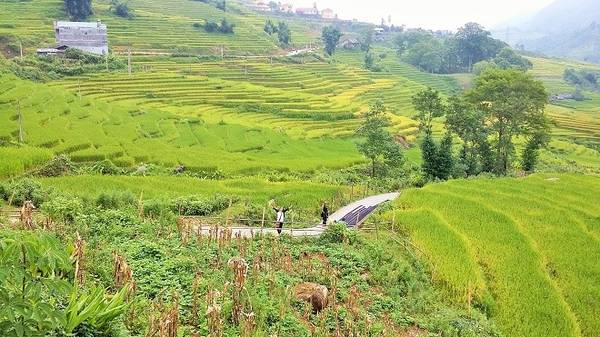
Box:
xmin=64 ymin=285 xmax=129 ymax=333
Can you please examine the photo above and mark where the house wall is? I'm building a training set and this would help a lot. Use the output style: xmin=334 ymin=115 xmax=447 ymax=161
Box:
xmin=54 ymin=22 xmax=108 ymax=55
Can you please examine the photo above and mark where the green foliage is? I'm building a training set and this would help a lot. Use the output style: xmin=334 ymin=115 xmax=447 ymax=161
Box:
xmin=356 ymin=101 xmax=404 ymax=178
xmin=35 ymin=155 xmax=75 ymax=177
xmin=109 ymin=0 xmax=133 ymax=18
xmin=64 ymin=286 xmax=128 ymax=334
xmin=263 ymin=20 xmax=277 ymax=35
xmin=170 ymin=194 xmax=232 ymax=216
xmin=319 ymin=222 xmax=357 ymax=244
xmin=563 ymin=68 xmax=600 ymax=91
xmin=466 ymin=69 xmax=549 ymax=174
xmin=0 ymin=230 xmax=72 ymax=337
xmin=321 ymin=26 xmax=342 ymax=56
xmin=88 ymin=159 xmax=123 ymax=175
xmin=0 ymin=178 xmax=48 ymax=206
xmin=420 ymin=130 xmax=438 ymax=180
xmin=437 ymin=132 xmax=455 ymax=180
xmin=394 ymin=23 xmax=507 ymax=74
xmin=42 ymin=195 xmax=84 ymax=224
xmin=277 ymin=21 xmax=291 ymax=47
xmin=412 ymin=87 xmax=445 ymax=131
xmin=64 ymin=0 xmax=92 ymax=20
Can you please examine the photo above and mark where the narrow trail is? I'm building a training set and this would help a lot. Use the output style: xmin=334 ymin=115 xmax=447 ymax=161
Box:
xmin=196 ymin=192 xmax=401 ymax=238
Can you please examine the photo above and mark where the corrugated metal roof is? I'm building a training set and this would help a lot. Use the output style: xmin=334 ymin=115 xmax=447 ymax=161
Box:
xmin=55 ymin=21 xmax=106 ymax=29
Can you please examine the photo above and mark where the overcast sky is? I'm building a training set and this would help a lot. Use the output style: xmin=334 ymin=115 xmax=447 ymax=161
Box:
xmin=287 ymin=0 xmax=555 ymax=30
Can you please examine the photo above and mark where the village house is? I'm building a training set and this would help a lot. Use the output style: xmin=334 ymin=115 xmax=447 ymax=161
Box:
xmin=53 ymin=20 xmax=108 ymax=55
xmin=338 ymin=37 xmax=361 ymax=50
xmin=248 ymin=0 xmax=271 ymax=12
xmin=296 ymin=3 xmax=319 ymax=17
xmin=321 ymin=8 xmax=335 ymax=20
xmin=280 ymin=3 xmax=293 ymax=13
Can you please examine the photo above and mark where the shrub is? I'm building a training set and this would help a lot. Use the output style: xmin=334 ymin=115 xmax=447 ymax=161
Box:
xmin=96 ymin=191 xmax=136 ymax=209
xmin=1 ymin=178 xmax=48 ymax=206
xmin=35 ymin=155 xmax=75 ymax=177
xmin=320 ymin=222 xmax=357 ymax=244
xmin=89 ymin=159 xmax=123 ymax=175
xmin=204 ymin=21 xmax=219 ymax=33
xmin=42 ymin=195 xmax=84 ymax=223
xmin=110 ymin=0 xmax=133 ymax=18
xmin=170 ymin=194 xmax=232 ymax=216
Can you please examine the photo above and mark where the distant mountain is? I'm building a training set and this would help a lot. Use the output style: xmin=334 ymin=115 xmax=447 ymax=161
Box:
xmin=493 ymin=0 xmax=600 ymax=63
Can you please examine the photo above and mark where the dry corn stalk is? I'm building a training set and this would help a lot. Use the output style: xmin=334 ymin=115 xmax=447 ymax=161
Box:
xmin=206 ymin=289 xmax=223 ymax=337
xmin=20 ymin=201 xmax=35 ymax=229
xmin=147 ymin=294 xmax=179 ymax=337
xmin=71 ymin=231 xmax=85 ymax=286
xmin=190 ymin=272 xmax=202 ymax=328
xmin=228 ymin=257 xmax=248 ymax=325
xmin=113 ymin=251 xmax=134 ymax=289
xmin=241 ymin=312 xmax=256 ymax=337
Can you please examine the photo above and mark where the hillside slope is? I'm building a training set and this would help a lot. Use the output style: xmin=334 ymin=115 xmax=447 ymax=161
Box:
xmin=495 ymin=0 xmax=600 ymax=62
xmin=387 ymin=173 xmax=600 ymax=337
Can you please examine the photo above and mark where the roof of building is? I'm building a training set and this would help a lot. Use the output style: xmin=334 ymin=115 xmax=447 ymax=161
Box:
xmin=55 ymin=21 xmax=106 ymax=29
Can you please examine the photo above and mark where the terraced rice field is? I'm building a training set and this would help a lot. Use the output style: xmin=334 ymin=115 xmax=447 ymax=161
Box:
xmin=0 ymin=0 xmax=320 ymax=55
xmin=48 ymin=55 xmax=436 ymax=140
xmin=390 ymin=173 xmax=600 ymax=337
xmin=0 ymin=74 xmax=363 ymax=173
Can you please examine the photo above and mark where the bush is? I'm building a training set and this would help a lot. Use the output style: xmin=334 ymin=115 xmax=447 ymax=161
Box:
xmin=204 ymin=20 xmax=219 ymax=33
xmin=110 ymin=0 xmax=133 ymax=18
xmin=89 ymin=159 xmax=123 ymax=175
xmin=320 ymin=222 xmax=357 ymax=244
xmin=35 ymin=155 xmax=75 ymax=177
xmin=1 ymin=178 xmax=48 ymax=206
xmin=170 ymin=194 xmax=232 ymax=216
xmin=96 ymin=191 xmax=136 ymax=209
xmin=42 ymin=195 xmax=84 ymax=223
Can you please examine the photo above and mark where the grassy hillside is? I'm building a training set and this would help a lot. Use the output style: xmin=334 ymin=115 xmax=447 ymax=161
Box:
xmin=386 ymin=173 xmax=600 ymax=337
xmin=0 ymin=0 xmax=324 ymax=55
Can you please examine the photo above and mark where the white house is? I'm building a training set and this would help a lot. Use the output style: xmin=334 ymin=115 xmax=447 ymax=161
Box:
xmin=54 ymin=20 xmax=108 ymax=55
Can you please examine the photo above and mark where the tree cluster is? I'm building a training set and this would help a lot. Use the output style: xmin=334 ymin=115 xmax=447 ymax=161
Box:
xmin=322 ymin=26 xmax=342 ymax=56
xmin=395 ymin=23 xmax=530 ymax=74
xmin=264 ymin=20 xmax=292 ymax=47
xmin=109 ymin=0 xmax=133 ymax=18
xmin=64 ymin=0 xmax=92 ymax=20
xmin=355 ymin=100 xmax=404 ymax=178
xmin=202 ymin=18 xmax=235 ymax=34
xmin=564 ymin=68 xmax=600 ymax=91
xmin=413 ymin=68 xmax=549 ymax=179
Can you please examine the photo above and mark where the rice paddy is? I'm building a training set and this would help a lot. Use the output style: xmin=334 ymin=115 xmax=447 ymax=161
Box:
xmin=389 ymin=173 xmax=600 ymax=337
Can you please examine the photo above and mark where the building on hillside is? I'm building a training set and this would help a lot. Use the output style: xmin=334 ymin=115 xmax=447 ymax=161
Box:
xmin=248 ymin=0 xmax=271 ymax=12
xmin=296 ymin=3 xmax=318 ymax=17
xmin=281 ymin=3 xmax=293 ymax=13
xmin=338 ymin=37 xmax=361 ymax=50
xmin=321 ymin=8 xmax=335 ymax=20
xmin=53 ymin=20 xmax=108 ymax=55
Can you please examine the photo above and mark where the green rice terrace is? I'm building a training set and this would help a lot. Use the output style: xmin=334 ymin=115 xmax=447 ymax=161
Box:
xmin=1 ymin=0 xmax=600 ymax=336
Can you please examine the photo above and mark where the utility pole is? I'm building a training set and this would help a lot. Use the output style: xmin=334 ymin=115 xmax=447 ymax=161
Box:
xmin=128 ymin=48 xmax=132 ymax=76
xmin=17 ymin=100 xmax=23 ymax=143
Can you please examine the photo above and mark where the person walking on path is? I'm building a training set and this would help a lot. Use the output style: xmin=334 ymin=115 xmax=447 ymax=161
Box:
xmin=273 ymin=205 xmax=290 ymax=234
xmin=321 ymin=202 xmax=329 ymax=225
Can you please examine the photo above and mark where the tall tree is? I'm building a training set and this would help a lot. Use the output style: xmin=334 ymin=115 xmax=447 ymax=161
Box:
xmin=322 ymin=26 xmax=342 ymax=56
xmin=420 ymin=130 xmax=439 ymax=179
xmin=412 ymin=88 xmax=445 ymax=132
xmin=277 ymin=21 xmax=291 ymax=47
xmin=455 ymin=22 xmax=504 ymax=71
xmin=437 ymin=132 xmax=455 ymax=179
xmin=64 ymin=0 xmax=92 ymax=20
xmin=466 ymin=69 xmax=548 ymax=175
xmin=356 ymin=100 xmax=404 ymax=178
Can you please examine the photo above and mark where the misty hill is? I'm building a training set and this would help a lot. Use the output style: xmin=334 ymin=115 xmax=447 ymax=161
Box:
xmin=494 ymin=0 xmax=600 ymax=63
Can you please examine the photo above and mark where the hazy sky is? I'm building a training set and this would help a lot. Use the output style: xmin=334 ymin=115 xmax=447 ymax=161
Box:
xmin=287 ymin=0 xmax=555 ymax=30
